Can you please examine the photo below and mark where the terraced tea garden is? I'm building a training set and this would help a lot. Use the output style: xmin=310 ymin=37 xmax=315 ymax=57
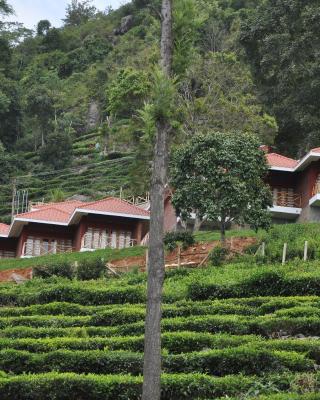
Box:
xmin=0 ymin=131 xmax=135 ymax=222
xmin=1 ymin=255 xmax=320 ymax=399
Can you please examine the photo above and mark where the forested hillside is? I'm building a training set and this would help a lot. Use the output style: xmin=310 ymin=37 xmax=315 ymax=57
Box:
xmin=0 ymin=0 xmax=319 ymax=220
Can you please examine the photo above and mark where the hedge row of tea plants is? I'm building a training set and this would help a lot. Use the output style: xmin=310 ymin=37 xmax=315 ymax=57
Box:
xmin=0 ymin=347 xmax=311 ymax=376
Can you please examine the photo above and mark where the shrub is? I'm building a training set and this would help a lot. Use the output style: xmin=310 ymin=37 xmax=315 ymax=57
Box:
xmin=208 ymin=245 xmax=229 ymax=266
xmin=164 ymin=231 xmax=195 ymax=252
xmin=76 ymin=258 xmax=106 ymax=281
xmin=0 ymin=347 xmax=312 ymax=376
xmin=33 ymin=262 xmax=74 ymax=280
xmin=0 ymin=372 xmax=256 ymax=400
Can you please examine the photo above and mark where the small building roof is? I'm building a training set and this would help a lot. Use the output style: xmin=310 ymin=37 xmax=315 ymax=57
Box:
xmin=266 ymin=153 xmax=299 ymax=169
xmin=15 ymin=207 xmax=70 ymax=225
xmin=32 ymin=200 xmax=85 ymax=213
xmin=7 ymin=196 xmax=150 ymax=238
xmin=75 ymin=197 xmax=150 ymax=219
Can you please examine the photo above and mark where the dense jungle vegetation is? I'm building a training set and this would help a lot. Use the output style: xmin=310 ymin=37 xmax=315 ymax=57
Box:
xmin=0 ymin=0 xmax=319 ymax=220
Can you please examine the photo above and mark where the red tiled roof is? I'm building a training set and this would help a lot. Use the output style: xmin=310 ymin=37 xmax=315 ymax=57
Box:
xmin=77 ymin=197 xmax=150 ymax=218
xmin=15 ymin=207 xmax=70 ymax=224
xmin=266 ymin=153 xmax=298 ymax=169
xmin=33 ymin=200 xmax=85 ymax=214
xmin=12 ymin=197 xmax=149 ymax=229
xmin=0 ymin=223 xmax=10 ymax=236
xmin=311 ymin=147 xmax=320 ymax=153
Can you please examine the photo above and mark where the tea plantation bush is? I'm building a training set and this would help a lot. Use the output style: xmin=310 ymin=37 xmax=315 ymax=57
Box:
xmin=1 ymin=254 xmax=320 ymax=398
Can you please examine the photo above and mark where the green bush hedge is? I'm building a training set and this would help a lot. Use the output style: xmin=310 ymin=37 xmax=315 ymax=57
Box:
xmin=0 ymin=372 xmax=256 ymax=400
xmin=33 ymin=261 xmax=74 ymax=279
xmin=76 ymin=258 xmax=106 ymax=281
xmin=187 ymin=270 xmax=320 ymax=300
xmin=0 ymin=347 xmax=311 ymax=376
xmin=208 ymin=245 xmax=229 ymax=266
xmin=164 ymin=231 xmax=195 ymax=251
xmin=0 ymin=284 xmax=145 ymax=306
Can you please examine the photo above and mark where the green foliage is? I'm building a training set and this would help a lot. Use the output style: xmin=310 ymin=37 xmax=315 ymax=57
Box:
xmin=0 ymin=73 xmax=21 ymax=149
xmin=0 ymin=346 xmax=311 ymax=375
xmin=171 ymin=132 xmax=272 ymax=240
xmin=259 ymin=224 xmax=320 ymax=263
xmin=240 ymin=0 xmax=320 ymax=154
xmin=76 ymin=257 xmax=106 ymax=280
xmin=39 ymin=130 xmax=73 ymax=170
xmin=63 ymin=0 xmax=97 ymax=27
xmin=33 ymin=261 xmax=74 ymax=279
xmin=107 ymin=67 xmax=150 ymax=117
xmin=37 ymin=20 xmax=51 ymax=36
xmin=0 ymin=0 xmax=12 ymax=16
xmin=0 ymin=142 xmax=25 ymax=183
xmin=179 ymin=52 xmax=278 ymax=143
xmin=172 ymin=0 xmax=203 ymax=75
xmin=1 ymin=252 xmax=320 ymax=398
xmin=164 ymin=231 xmax=195 ymax=251
xmin=0 ymin=372 xmax=258 ymax=400
xmin=49 ymin=188 xmax=66 ymax=203
xmin=208 ymin=245 xmax=229 ymax=266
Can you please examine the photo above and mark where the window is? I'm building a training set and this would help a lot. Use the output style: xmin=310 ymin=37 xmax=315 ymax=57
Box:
xmin=83 ymin=228 xmax=110 ymax=250
xmin=23 ymin=237 xmax=72 ymax=257
xmin=83 ymin=228 xmax=132 ymax=250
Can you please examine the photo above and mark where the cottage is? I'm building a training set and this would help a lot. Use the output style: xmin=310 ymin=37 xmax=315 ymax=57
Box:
xmin=0 ymin=198 xmax=150 ymax=259
xmin=265 ymin=147 xmax=320 ymax=222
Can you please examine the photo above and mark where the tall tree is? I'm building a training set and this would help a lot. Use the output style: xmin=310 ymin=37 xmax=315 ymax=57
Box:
xmin=37 ymin=20 xmax=51 ymax=36
xmin=240 ymin=0 xmax=320 ymax=156
xmin=170 ymin=132 xmax=272 ymax=241
xmin=63 ymin=0 xmax=97 ymax=26
xmin=142 ymin=1 xmax=173 ymax=399
xmin=0 ymin=0 xmax=12 ymax=16
xmin=179 ymin=52 xmax=278 ymax=144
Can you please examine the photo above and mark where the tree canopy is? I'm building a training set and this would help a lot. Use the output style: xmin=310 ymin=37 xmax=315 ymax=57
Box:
xmin=63 ymin=0 xmax=97 ymax=26
xmin=170 ymin=132 xmax=272 ymax=240
xmin=240 ymin=0 xmax=320 ymax=156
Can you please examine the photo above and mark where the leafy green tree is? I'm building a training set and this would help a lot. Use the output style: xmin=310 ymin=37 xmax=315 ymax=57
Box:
xmin=63 ymin=0 xmax=97 ymax=26
xmin=39 ymin=130 xmax=73 ymax=170
xmin=0 ymin=73 xmax=21 ymax=149
xmin=240 ymin=0 xmax=320 ymax=155
xmin=179 ymin=52 xmax=277 ymax=144
xmin=0 ymin=141 xmax=24 ymax=183
xmin=172 ymin=0 xmax=204 ymax=75
xmin=0 ymin=0 xmax=12 ymax=16
xmin=0 ymin=37 xmax=11 ymax=71
xmin=107 ymin=67 xmax=150 ymax=118
xmin=37 ymin=20 xmax=51 ymax=36
xmin=26 ymin=86 xmax=54 ymax=146
xmin=170 ymin=132 xmax=272 ymax=241
xmin=42 ymin=28 xmax=63 ymax=52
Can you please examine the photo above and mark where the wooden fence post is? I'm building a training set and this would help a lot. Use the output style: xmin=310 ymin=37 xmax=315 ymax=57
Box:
xmin=177 ymin=245 xmax=181 ymax=268
xmin=261 ymin=242 xmax=265 ymax=257
xmin=304 ymin=241 xmax=308 ymax=261
xmin=282 ymin=243 xmax=287 ymax=265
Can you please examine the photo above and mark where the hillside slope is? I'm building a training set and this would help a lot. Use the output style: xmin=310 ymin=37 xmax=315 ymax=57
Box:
xmin=0 ymin=0 xmax=281 ymax=222
xmin=0 ymin=256 xmax=320 ymax=398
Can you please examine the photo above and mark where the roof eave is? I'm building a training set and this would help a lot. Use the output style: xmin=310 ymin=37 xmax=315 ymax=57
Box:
xmin=269 ymin=166 xmax=295 ymax=172
xmin=69 ymin=208 xmax=150 ymax=225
